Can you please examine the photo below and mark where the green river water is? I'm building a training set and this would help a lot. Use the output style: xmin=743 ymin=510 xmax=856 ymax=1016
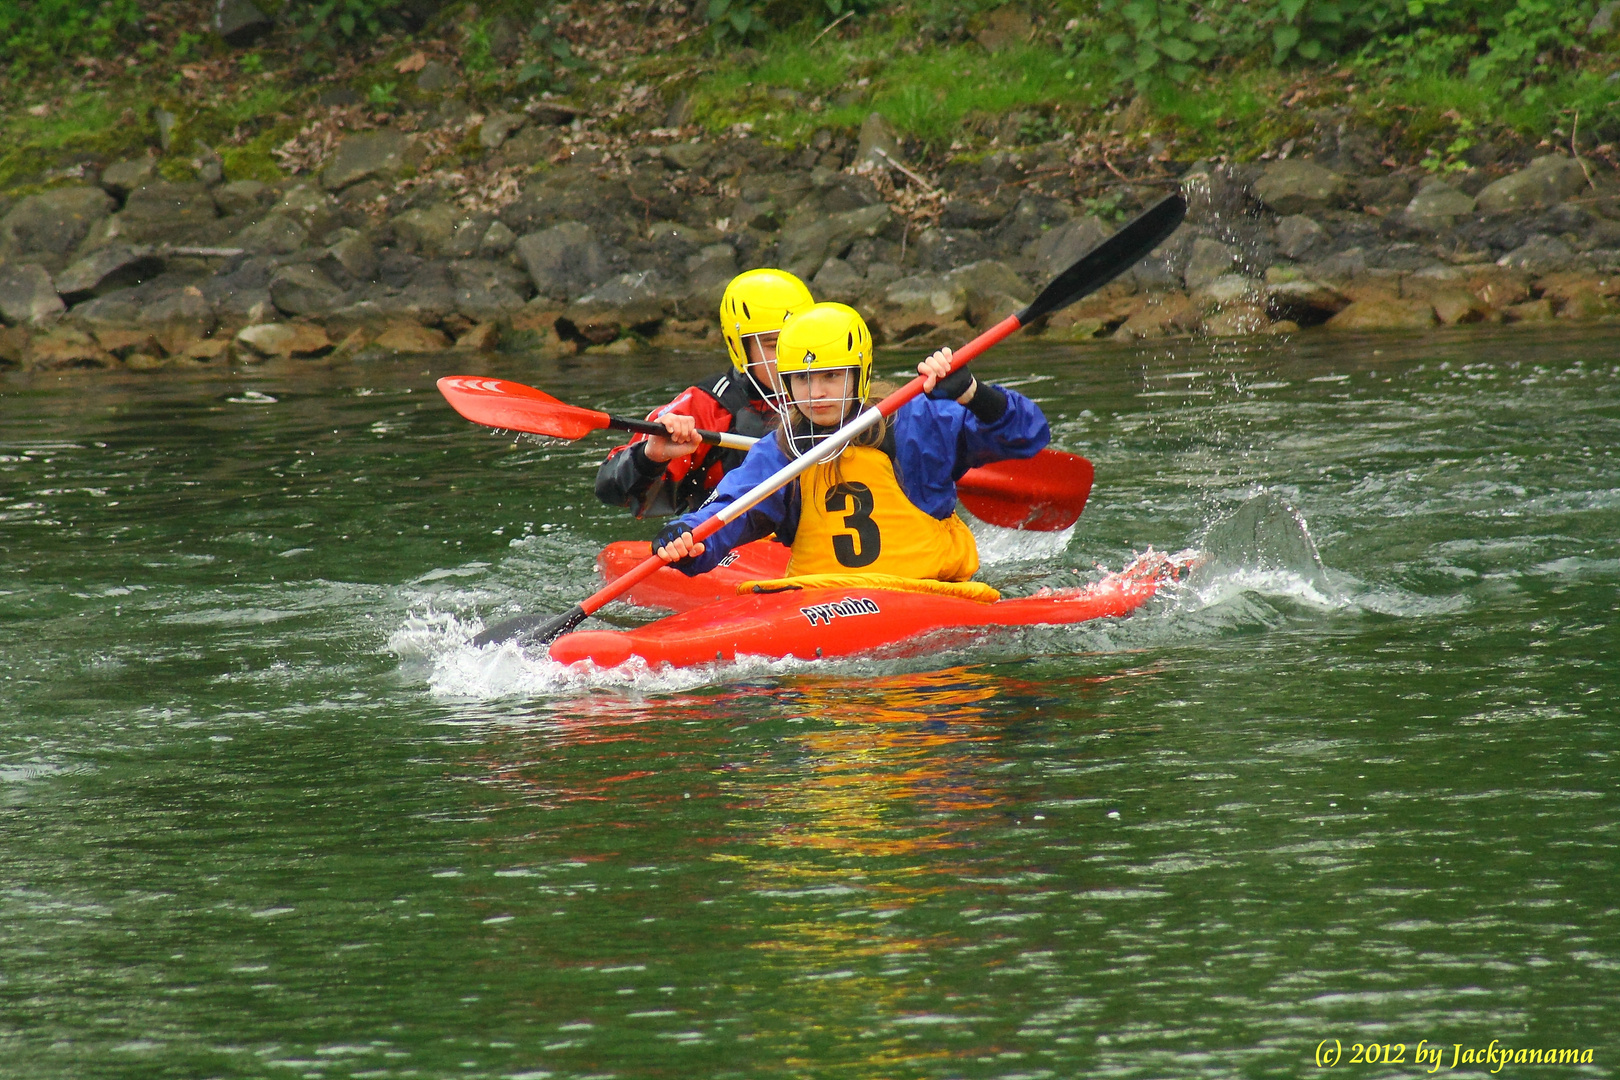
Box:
xmin=1 ymin=326 xmax=1615 ymax=1079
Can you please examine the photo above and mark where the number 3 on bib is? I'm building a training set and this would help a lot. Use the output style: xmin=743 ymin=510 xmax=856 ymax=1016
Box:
xmin=826 ymin=482 xmax=880 ymax=568
xmin=787 ymin=445 xmax=977 ymax=581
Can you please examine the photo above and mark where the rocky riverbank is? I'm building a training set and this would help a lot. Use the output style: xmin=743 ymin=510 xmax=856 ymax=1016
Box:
xmin=3 ymin=106 xmax=1618 ymax=373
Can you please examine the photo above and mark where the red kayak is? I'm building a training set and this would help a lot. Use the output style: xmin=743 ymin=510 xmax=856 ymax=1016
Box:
xmin=549 ymin=551 xmax=1189 ymax=669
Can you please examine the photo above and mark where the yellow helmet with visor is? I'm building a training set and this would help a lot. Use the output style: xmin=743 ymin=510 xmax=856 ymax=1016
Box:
xmin=773 ymin=302 xmax=873 ymax=401
xmin=719 ymin=269 xmax=813 ymax=410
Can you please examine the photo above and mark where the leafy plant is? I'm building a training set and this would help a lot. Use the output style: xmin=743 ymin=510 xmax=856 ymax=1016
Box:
xmin=1099 ymin=0 xmax=1238 ymax=88
xmin=1420 ymin=117 xmax=1475 ymax=173
xmin=1084 ymin=189 xmax=1128 ymax=222
xmin=516 ymin=6 xmax=587 ymax=88
xmin=1092 ymin=0 xmax=1601 ymax=93
xmin=911 ymin=0 xmax=1004 ymax=41
xmin=1463 ymin=0 xmax=1595 ymax=97
xmin=281 ymin=0 xmax=399 ymax=50
xmin=0 ymin=0 xmax=143 ymax=75
xmin=462 ymin=17 xmax=494 ymax=72
xmin=171 ymin=29 xmax=203 ymax=62
xmin=1016 ymin=110 xmax=1062 ymax=143
xmin=1265 ymin=0 xmax=1402 ymax=65
xmin=705 ymin=0 xmax=886 ymax=47
xmin=367 ymin=80 xmax=399 ymax=108
xmin=706 ymin=0 xmax=770 ymax=46
xmin=1359 ymin=0 xmax=1598 ymax=86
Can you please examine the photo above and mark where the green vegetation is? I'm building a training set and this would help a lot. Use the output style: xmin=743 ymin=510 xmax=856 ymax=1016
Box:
xmin=1091 ymin=0 xmax=1603 ymax=89
xmin=685 ymin=1 xmax=1617 ymax=166
xmin=0 ymin=0 xmax=143 ymax=76
xmin=282 ymin=0 xmax=401 ymax=51
xmin=1 ymin=0 xmax=1616 ymax=197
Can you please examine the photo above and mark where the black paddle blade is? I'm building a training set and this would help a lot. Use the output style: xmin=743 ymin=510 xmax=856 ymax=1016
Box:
xmin=1019 ymin=192 xmax=1188 ymax=325
xmin=471 ymin=604 xmax=588 ymax=648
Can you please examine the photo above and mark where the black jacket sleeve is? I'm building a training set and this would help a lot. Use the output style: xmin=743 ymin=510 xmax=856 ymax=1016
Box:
xmin=594 ymin=443 xmax=674 ymax=518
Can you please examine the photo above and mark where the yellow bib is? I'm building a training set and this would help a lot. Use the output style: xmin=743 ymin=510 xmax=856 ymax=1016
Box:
xmin=787 ymin=445 xmax=980 ymax=582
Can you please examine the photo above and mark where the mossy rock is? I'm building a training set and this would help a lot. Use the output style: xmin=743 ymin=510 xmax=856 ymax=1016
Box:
xmin=219 ymin=147 xmax=284 ymax=183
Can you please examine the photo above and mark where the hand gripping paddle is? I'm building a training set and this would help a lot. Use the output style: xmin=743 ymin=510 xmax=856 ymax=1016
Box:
xmin=475 ymin=191 xmax=1188 ymax=648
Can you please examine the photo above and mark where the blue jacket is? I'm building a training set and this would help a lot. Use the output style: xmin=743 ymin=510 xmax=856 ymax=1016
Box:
xmin=667 ymin=386 xmax=1049 ymax=576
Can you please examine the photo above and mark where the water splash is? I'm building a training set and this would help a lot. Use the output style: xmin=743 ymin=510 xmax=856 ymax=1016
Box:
xmin=1190 ymin=489 xmax=1339 ymax=607
xmin=388 ymin=608 xmax=480 ymax=661
xmin=1139 ymin=490 xmax=1463 ymax=636
xmin=389 ymin=489 xmax=1475 ymax=699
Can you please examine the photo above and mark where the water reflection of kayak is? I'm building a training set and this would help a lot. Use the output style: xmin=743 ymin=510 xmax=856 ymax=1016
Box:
xmin=549 ymin=547 xmax=1190 ymax=669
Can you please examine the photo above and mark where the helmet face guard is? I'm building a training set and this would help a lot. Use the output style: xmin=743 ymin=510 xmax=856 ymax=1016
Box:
xmin=773 ymin=302 xmax=875 ymax=460
xmin=783 ymin=367 xmax=868 ymax=460
xmin=737 ymin=331 xmax=790 ymax=416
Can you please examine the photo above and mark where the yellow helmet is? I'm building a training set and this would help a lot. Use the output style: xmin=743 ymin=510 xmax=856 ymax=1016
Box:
xmin=774 ymin=302 xmax=874 ymax=403
xmin=719 ymin=268 xmax=814 ymax=380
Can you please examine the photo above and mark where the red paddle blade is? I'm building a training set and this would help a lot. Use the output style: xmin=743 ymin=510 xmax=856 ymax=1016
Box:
xmin=437 ymin=376 xmax=610 ymax=440
xmin=958 ymin=449 xmax=1094 ymax=531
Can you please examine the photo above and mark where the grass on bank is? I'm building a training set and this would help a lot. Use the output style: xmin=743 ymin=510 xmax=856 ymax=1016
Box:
xmin=3 ymin=2 xmax=1619 ymax=197
xmin=688 ymin=26 xmax=1618 ymax=168
xmin=686 ymin=30 xmax=1115 ymax=146
xmin=0 ymin=81 xmax=301 ymax=195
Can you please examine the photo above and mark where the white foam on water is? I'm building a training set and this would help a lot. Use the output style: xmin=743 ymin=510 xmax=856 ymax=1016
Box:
xmin=434 ymin=643 xmax=822 ymax=700
xmin=965 ymin=516 xmax=1076 ymax=566
xmin=1163 ymin=498 xmax=1346 ymax=625
xmin=389 ymin=605 xmax=827 ymax=700
xmin=388 ymin=512 xmax=1102 ymax=700
xmin=0 ymin=761 xmax=79 ymax=783
xmin=1326 ymin=572 xmax=1470 ymax=618
xmin=391 ymin=598 xmax=1023 ymax=701
xmin=1183 ymin=563 xmax=1346 ymax=613
xmin=1106 ymin=491 xmax=1471 ymax=640
xmin=972 ymin=490 xmax=1462 ymax=662
xmin=1531 ymin=555 xmax=1620 ymax=580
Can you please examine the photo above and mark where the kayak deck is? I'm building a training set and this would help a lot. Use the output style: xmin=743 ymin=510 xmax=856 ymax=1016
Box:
xmin=549 ymin=551 xmax=1188 ymax=669
xmin=598 ymin=538 xmax=791 ymax=612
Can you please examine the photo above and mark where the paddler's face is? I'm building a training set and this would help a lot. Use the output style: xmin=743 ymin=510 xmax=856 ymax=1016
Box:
xmin=745 ymin=332 xmax=782 ymax=394
xmin=788 ymin=368 xmax=857 ymax=427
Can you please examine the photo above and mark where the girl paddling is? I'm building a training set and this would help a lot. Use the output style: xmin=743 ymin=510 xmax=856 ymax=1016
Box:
xmin=595 ymin=268 xmax=811 ymax=517
xmin=653 ymin=302 xmax=1049 ymax=584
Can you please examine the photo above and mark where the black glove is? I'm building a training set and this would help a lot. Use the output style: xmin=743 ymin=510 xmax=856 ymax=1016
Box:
xmin=928 ymin=365 xmax=1010 ymax=424
xmin=653 ymin=519 xmax=691 ymax=554
xmin=926 ymin=367 xmax=977 ymax=402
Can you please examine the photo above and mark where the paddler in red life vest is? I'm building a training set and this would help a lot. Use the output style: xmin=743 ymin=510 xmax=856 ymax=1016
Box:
xmin=652 ymin=302 xmax=1050 ymax=583
xmin=593 ymin=268 xmax=814 ymax=517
